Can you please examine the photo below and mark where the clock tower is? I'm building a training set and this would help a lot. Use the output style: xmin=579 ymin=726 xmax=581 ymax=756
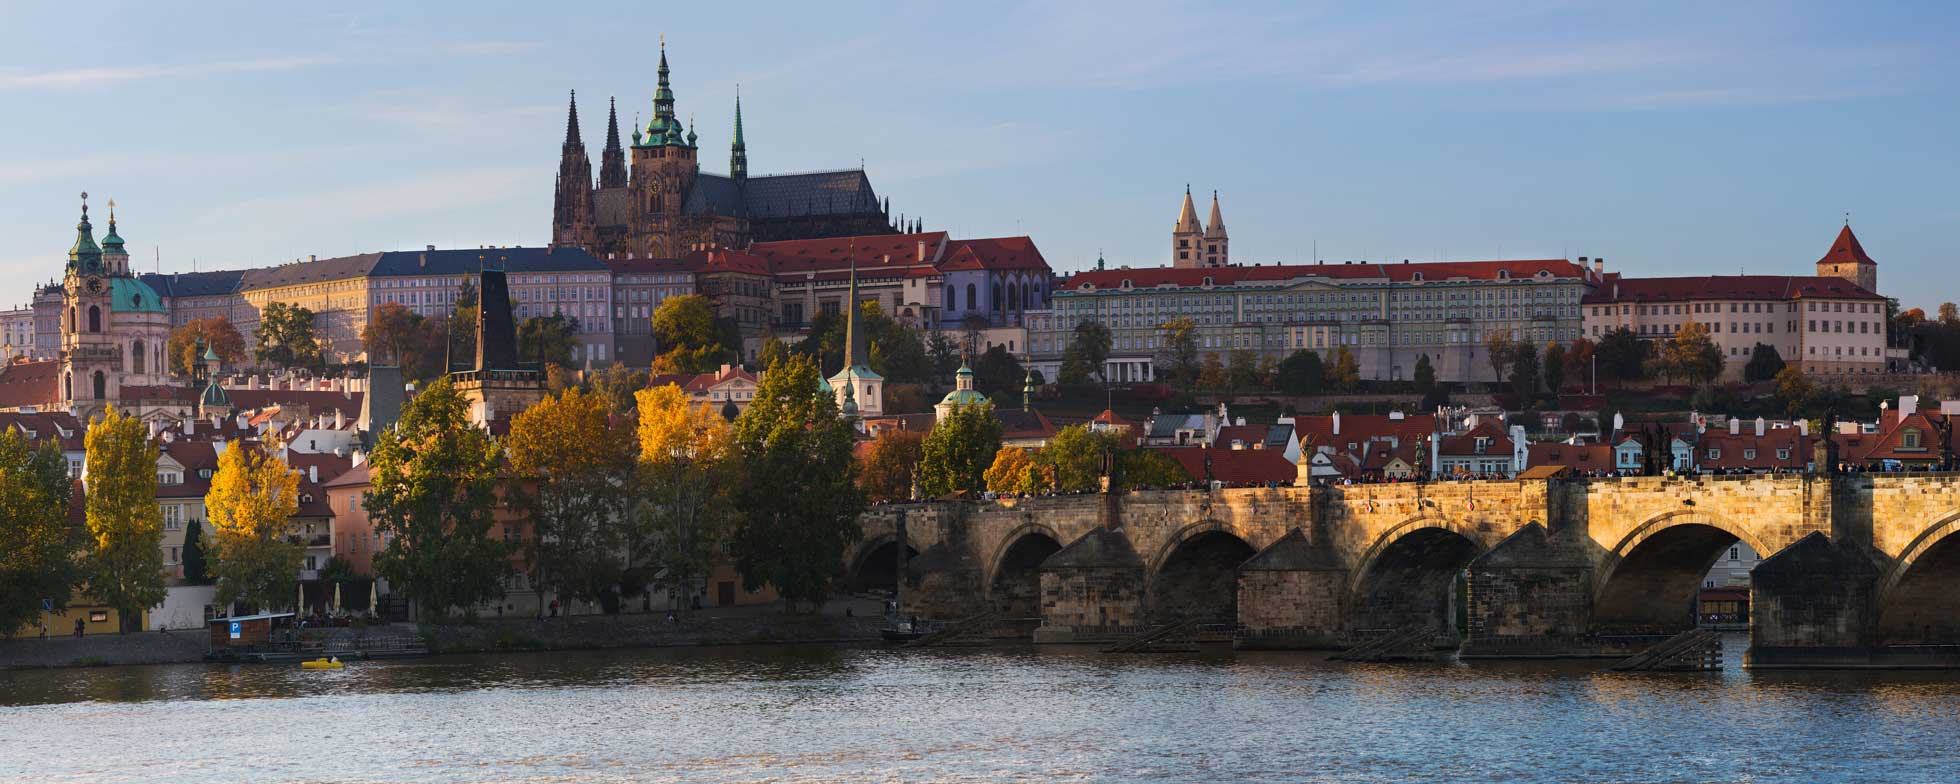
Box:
xmin=61 ymin=193 xmax=118 ymax=418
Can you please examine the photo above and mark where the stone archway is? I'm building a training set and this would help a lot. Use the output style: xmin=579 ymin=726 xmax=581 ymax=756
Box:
xmin=1146 ymin=524 xmax=1256 ymax=625
xmin=847 ymin=535 xmax=917 ymax=597
xmin=986 ymin=524 xmax=1064 ymax=618
xmin=1349 ymin=514 xmax=1485 ymax=637
xmin=1876 ymin=512 xmax=1960 ymax=645
xmin=1591 ymin=511 xmax=1771 ymax=633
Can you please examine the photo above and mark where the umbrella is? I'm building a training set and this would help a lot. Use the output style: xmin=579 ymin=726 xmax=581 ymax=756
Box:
xmin=297 ymin=581 xmax=305 ymax=615
xmin=369 ymin=580 xmax=379 ymax=617
xmin=332 ymin=582 xmax=342 ymax=614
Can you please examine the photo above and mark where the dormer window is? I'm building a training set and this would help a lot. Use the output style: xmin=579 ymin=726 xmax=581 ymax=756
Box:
xmin=1120 ymin=279 xmax=1133 ymax=290
xmin=1902 ymin=428 xmax=1922 ymax=449
xmin=1707 ymin=448 xmax=1721 ymax=460
xmin=1411 ymin=272 xmax=1423 ymax=282
xmin=1201 ymin=276 xmax=1214 ymax=287
xmin=198 ymin=468 xmax=213 ymax=479
xmin=1497 ymin=270 xmax=1511 ymax=280
xmin=1743 ymin=448 xmax=1757 ymax=460
xmin=1474 ymin=437 xmax=1490 ymax=454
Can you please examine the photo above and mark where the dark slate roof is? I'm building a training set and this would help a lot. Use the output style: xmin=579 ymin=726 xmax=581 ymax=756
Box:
xmin=683 ymin=174 xmax=745 ymax=216
xmin=241 ymin=253 xmax=383 ymax=291
xmin=141 ymin=270 xmax=247 ymax=298
xmin=369 ymin=247 xmax=606 ymax=277
xmin=737 ymin=170 xmax=880 ymax=219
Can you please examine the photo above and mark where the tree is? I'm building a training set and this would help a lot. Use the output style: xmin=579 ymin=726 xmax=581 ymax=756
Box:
xmin=1413 ymin=354 xmax=1437 ymax=396
xmin=1059 ymin=321 xmax=1113 ymax=384
xmin=1276 ymin=350 xmax=1326 ymax=396
xmin=82 ymin=406 xmax=166 ymax=632
xmin=971 ymin=344 xmax=1024 ymax=398
xmin=1117 ymin=448 xmax=1189 ymax=489
xmin=166 ymin=317 xmax=247 ymax=376
xmin=450 ymin=277 xmax=480 ymax=362
xmin=1485 ymin=333 xmax=1515 ymax=384
xmin=1543 ymin=343 xmax=1567 ymax=393
xmin=254 ymin=302 xmax=322 ymax=369
xmin=727 ymin=355 xmax=865 ymax=610
xmin=926 ymin=330 xmax=961 ymax=382
xmin=508 ymin=387 xmax=635 ymax=614
xmin=518 ymin=314 xmax=580 ymax=368
xmin=636 ymin=383 xmax=740 ymax=614
xmin=588 ymin=362 xmax=651 ymax=416
xmin=1775 ymin=366 xmax=1814 ymax=417
xmin=1035 ymin=424 xmax=1119 ymax=492
xmin=0 ymin=430 xmax=81 ymax=634
xmin=1744 ymin=343 xmax=1786 ymax=383
xmin=1510 ymin=342 xmax=1541 ymax=402
xmin=362 ymin=303 xmax=423 ymax=366
xmin=1158 ymin=317 xmax=1200 ymax=389
xmin=1564 ymin=338 xmax=1597 ymax=392
xmin=180 ymin=521 xmax=209 ymax=585
xmin=757 ymin=336 xmax=792 ymax=372
xmin=1651 ymin=323 xmax=1724 ymax=388
xmin=920 ymin=400 xmax=1003 ymax=497
xmin=206 ymin=445 xmax=303 ymax=613
xmin=983 ymin=446 xmax=1042 ymax=495
xmin=652 ymin=294 xmax=733 ymax=374
xmin=1329 ymin=347 xmax=1361 ymax=391
xmin=868 ymin=320 xmax=932 ymax=384
xmin=859 ymin=428 xmax=926 ymax=503
xmin=1941 ymin=302 xmax=1958 ymax=324
xmin=365 ymin=377 xmax=511 ymax=621
xmin=1594 ymin=328 xmax=1647 ymax=386
xmin=1196 ymin=352 xmax=1228 ymax=390
xmin=1227 ymin=348 xmax=1261 ymax=394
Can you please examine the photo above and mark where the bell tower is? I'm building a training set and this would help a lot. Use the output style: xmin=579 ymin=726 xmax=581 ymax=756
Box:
xmin=60 ymin=193 xmax=118 ymax=418
xmin=1816 ymin=222 xmax=1878 ymax=294
xmin=1172 ymin=185 xmax=1203 ymax=268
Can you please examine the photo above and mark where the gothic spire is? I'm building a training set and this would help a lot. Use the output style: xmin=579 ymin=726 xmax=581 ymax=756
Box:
xmin=599 ymin=97 xmax=627 ymax=188
xmin=1205 ymin=189 xmax=1227 ymax=238
xmin=730 ymin=88 xmax=748 ymax=182
xmin=1175 ymin=184 xmax=1201 ymax=234
xmin=562 ymin=90 xmax=582 ymax=149
xmin=843 ymin=247 xmax=864 ymax=369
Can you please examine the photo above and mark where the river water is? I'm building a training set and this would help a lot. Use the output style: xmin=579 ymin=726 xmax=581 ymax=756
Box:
xmin=2 ymin=636 xmax=1957 ymax=783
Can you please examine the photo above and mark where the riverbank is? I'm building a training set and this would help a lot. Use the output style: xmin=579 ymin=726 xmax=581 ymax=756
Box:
xmin=0 ymin=595 xmax=891 ymax=670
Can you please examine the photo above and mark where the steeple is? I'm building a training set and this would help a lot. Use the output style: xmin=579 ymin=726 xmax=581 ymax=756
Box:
xmin=599 ymin=97 xmax=626 ymax=188
xmin=843 ymin=250 xmax=866 ymax=369
xmin=102 ymin=199 xmax=125 ymax=254
xmin=1205 ymin=190 xmax=1226 ymax=238
xmin=1175 ymin=185 xmax=1201 ymax=233
xmin=67 ymin=192 xmax=101 ymax=273
xmin=1171 ymin=184 xmax=1203 ymax=268
xmin=562 ymin=90 xmax=582 ymax=149
xmin=730 ymin=88 xmax=748 ymax=182
xmin=1816 ymin=222 xmax=1878 ymax=293
xmin=645 ymin=37 xmax=680 ymax=147
xmin=686 ymin=113 xmax=698 ymax=148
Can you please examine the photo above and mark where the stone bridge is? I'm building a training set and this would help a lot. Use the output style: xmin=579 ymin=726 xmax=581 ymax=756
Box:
xmin=853 ymin=474 xmax=1960 ymax=667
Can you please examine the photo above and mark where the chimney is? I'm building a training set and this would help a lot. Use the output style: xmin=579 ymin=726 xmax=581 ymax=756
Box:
xmin=184 ymin=417 xmax=194 ymax=435
xmin=309 ymin=254 xmax=317 ymax=263
xmin=1332 ymin=410 xmax=1342 ymax=436
xmin=147 ymin=420 xmax=161 ymax=439
xmin=352 ymin=449 xmax=365 ymax=468
xmin=427 ymin=245 xmax=436 ymax=252
xmin=1755 ymin=417 xmax=1766 ymax=437
xmin=1729 ymin=418 xmax=1740 ymax=436
xmin=917 ymin=240 xmax=927 ymax=262
xmin=237 ymin=414 xmax=248 ymax=430
xmin=308 ymin=464 xmax=318 ymax=483
xmin=1798 ymin=420 xmax=1809 ymax=436
xmin=334 ymin=409 xmax=344 ymax=429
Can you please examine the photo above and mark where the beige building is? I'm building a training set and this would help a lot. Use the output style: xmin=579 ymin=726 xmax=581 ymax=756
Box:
xmin=239 ymin=254 xmax=380 ymax=362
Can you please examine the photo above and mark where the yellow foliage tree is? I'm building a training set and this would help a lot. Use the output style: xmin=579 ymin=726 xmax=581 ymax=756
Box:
xmin=635 ymin=383 xmax=739 ymax=612
xmin=506 ymin=386 xmax=636 ymax=611
xmin=206 ymin=444 xmax=302 ymax=612
xmin=82 ymin=406 xmax=165 ymax=632
xmin=983 ymin=445 xmax=1042 ymax=495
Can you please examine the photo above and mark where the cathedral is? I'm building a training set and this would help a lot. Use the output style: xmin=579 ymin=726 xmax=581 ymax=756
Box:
xmin=551 ymin=43 xmax=903 ymax=259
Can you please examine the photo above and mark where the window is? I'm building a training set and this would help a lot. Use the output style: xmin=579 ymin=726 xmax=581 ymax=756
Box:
xmin=1707 ymin=448 xmax=1721 ymax=460
xmin=1730 ymin=547 xmax=1740 ymax=561
xmin=1903 ymin=428 xmax=1922 ymax=449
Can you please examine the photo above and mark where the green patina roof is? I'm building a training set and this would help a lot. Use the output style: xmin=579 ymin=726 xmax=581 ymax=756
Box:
xmin=110 ymin=276 xmax=167 ymax=314
xmin=938 ymin=388 xmax=988 ymax=408
xmin=68 ymin=208 xmax=101 ymax=266
xmin=202 ymin=343 xmax=220 ymax=362
xmin=828 ymin=364 xmax=884 ymax=383
xmin=201 ymin=380 xmax=231 ymax=408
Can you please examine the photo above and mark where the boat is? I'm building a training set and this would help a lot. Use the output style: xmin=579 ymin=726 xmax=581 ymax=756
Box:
xmin=880 ymin=622 xmax=925 ymax=642
xmin=300 ymin=658 xmax=344 ymax=670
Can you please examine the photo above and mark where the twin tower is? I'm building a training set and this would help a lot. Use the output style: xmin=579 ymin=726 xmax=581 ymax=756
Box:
xmin=1173 ymin=186 xmax=1229 ymax=268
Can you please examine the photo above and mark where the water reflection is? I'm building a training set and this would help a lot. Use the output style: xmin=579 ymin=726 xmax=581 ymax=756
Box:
xmin=2 ymin=636 xmax=1959 ymax=783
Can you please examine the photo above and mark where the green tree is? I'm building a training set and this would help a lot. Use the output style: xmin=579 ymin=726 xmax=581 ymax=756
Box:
xmin=652 ymin=294 xmax=733 ymax=374
xmin=82 ymin=406 xmax=166 ymax=632
xmin=1059 ymin=321 xmax=1113 ymax=384
xmin=508 ymin=387 xmax=635 ymax=613
xmin=1775 ymin=366 xmax=1814 ymax=416
xmin=1227 ymin=348 xmax=1261 ymax=394
xmin=1276 ymin=350 xmax=1326 ymax=395
xmin=180 ymin=522 xmax=209 ymax=585
xmin=1543 ymin=342 xmax=1567 ymax=393
xmin=206 ymin=446 xmax=303 ymax=613
xmin=166 ymin=316 xmax=247 ymax=376
xmin=635 ymin=383 xmax=741 ymax=614
xmin=1594 ymin=327 xmax=1647 ymax=386
xmin=926 ymin=330 xmax=961 ymax=382
xmin=1744 ymin=343 xmax=1786 ymax=383
xmin=1117 ymin=448 xmax=1189 ymax=489
xmin=971 ymin=344 xmax=1025 ymax=398
xmin=919 ymin=400 xmax=1004 ymax=496
xmin=518 ymin=314 xmax=580 ymax=368
xmin=254 ymin=302 xmax=322 ymax=369
xmin=1510 ymin=342 xmax=1541 ymax=401
xmin=588 ymin=362 xmax=651 ymax=416
xmin=1159 ymin=317 xmax=1200 ymax=388
xmin=1329 ymin=346 xmax=1361 ymax=391
xmin=727 ymin=355 xmax=865 ymax=610
xmin=0 ymin=430 xmax=81 ymax=634
xmin=1035 ymin=424 xmax=1118 ymax=492
xmin=757 ymin=335 xmax=792 ymax=372
xmin=365 ymin=378 xmax=511 ymax=621
xmin=858 ymin=428 xmax=926 ymax=503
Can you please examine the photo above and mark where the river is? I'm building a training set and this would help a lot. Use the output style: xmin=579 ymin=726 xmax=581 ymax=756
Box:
xmin=2 ymin=636 xmax=1957 ymax=783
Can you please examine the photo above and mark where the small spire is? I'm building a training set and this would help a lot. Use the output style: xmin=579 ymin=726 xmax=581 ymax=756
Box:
xmin=563 ymin=90 xmax=582 ymax=147
xmin=1175 ymin=186 xmax=1201 ymax=233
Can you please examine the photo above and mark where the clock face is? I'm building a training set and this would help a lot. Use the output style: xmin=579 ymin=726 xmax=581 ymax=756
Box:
xmin=85 ymin=277 xmax=104 ymax=294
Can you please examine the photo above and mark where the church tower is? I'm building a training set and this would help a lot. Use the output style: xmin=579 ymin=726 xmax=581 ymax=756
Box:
xmin=1816 ymin=223 xmax=1878 ymax=294
xmin=551 ymin=92 xmax=596 ymax=249
xmin=1203 ymin=190 xmax=1229 ymax=267
xmin=1172 ymin=185 xmax=1203 ymax=268
xmin=629 ymin=39 xmax=702 ymax=257
xmin=599 ymin=97 xmax=627 ymax=189
xmin=730 ymin=90 xmax=748 ymax=186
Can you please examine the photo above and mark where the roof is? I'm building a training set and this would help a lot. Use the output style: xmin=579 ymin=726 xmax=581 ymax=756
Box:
xmin=738 ymin=170 xmax=881 ymax=219
xmin=750 ymin=232 xmax=947 ymax=273
xmin=936 ymin=237 xmax=1051 ymax=272
xmin=1064 ymin=259 xmax=1588 ymax=291
xmin=1152 ymin=445 xmax=1293 ymax=485
xmin=0 ymin=410 xmax=85 ymax=450
xmin=996 ymin=408 xmax=1056 ymax=440
xmin=370 ymin=247 xmax=607 ymax=277
xmin=139 ymin=270 xmax=247 ymax=299
xmin=1214 ymin=424 xmax=1291 ymax=452
xmin=1583 ymin=274 xmax=1881 ymax=304
xmin=1437 ymin=420 xmax=1514 ymax=457
xmin=1293 ymin=413 xmax=1433 ymax=452
xmin=109 ymin=276 xmax=167 ymax=314
xmin=0 ymin=359 xmax=60 ymax=410
xmin=696 ymin=249 xmax=771 ymax=276
xmin=606 ymin=256 xmax=703 ymax=276
xmin=322 ymin=462 xmax=371 ymax=489
xmin=241 ymin=253 xmax=382 ymax=291
xmin=1818 ymin=224 xmax=1876 ymax=267
xmin=1525 ymin=442 xmax=1614 ymax=472
xmin=224 ymin=388 xmax=362 ymax=415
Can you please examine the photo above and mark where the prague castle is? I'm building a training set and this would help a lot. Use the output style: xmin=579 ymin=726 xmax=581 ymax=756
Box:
xmin=550 ymin=42 xmax=906 ymax=259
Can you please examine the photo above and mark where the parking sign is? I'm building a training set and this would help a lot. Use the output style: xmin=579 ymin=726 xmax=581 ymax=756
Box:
xmin=229 ymin=621 xmax=241 ymax=640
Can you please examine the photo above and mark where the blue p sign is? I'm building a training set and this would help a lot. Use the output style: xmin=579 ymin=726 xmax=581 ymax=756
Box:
xmin=229 ymin=621 xmax=242 ymax=639
xmin=41 ymin=598 xmax=53 ymax=612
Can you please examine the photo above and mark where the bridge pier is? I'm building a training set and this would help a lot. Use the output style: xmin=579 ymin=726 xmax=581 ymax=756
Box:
xmin=1746 ymin=532 xmax=1885 ymax=668
xmin=1234 ymin=529 xmax=1348 ymax=649
xmin=1032 ymin=527 xmax=1146 ymax=644
xmin=1461 ymin=523 xmax=1599 ymax=657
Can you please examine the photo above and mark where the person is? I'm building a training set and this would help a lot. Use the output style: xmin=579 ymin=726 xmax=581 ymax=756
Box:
xmin=549 ymin=599 xmax=559 ymax=618
xmin=74 ymin=618 xmax=85 ymax=638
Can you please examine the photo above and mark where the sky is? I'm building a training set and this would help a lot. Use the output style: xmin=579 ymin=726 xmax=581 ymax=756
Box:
xmin=1 ymin=1 xmax=1956 ymax=312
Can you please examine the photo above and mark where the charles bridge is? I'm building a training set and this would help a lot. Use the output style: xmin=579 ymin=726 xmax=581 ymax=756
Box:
xmin=853 ymin=472 xmax=1960 ymax=667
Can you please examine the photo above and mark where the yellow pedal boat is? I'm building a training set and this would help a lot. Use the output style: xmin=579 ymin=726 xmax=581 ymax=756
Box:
xmin=300 ymin=658 xmax=344 ymax=670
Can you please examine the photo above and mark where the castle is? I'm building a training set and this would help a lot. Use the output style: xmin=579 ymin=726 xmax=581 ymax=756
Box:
xmin=550 ymin=42 xmax=904 ymax=259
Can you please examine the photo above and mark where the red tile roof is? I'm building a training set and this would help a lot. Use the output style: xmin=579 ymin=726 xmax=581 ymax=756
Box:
xmin=936 ymin=236 xmax=1051 ymax=272
xmin=606 ymin=256 xmax=703 ymax=275
xmin=1438 ymin=420 xmax=1514 ymax=457
xmin=694 ymin=249 xmax=771 ymax=276
xmin=1066 ymin=259 xmax=1587 ymax=291
xmin=751 ymin=232 xmax=947 ymax=271
xmin=1583 ymin=274 xmax=1880 ymax=303
xmin=1293 ymin=413 xmax=1434 ymax=452
xmin=1526 ymin=442 xmax=1614 ymax=472
xmin=0 ymin=359 xmax=60 ymax=410
xmin=1150 ymin=446 xmax=1287 ymax=485
xmin=0 ymin=410 xmax=85 ymax=450
xmin=1818 ymin=225 xmax=1876 ymax=267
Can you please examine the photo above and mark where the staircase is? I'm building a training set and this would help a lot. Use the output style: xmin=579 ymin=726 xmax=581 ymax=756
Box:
xmin=1609 ymin=629 xmax=1723 ymax=672
xmin=902 ymin=611 xmax=1001 ymax=649
xmin=1102 ymin=621 xmax=1198 ymax=654
xmin=1331 ymin=626 xmax=1435 ymax=662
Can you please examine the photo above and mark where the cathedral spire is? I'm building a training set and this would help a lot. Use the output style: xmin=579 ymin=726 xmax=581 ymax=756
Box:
xmin=1175 ymin=185 xmax=1201 ymax=233
xmin=68 ymin=191 xmax=101 ymax=272
xmin=1205 ymin=190 xmax=1227 ymax=238
xmin=730 ymin=87 xmax=748 ymax=182
xmin=843 ymin=246 xmax=864 ymax=369
xmin=599 ymin=97 xmax=626 ymax=188
xmin=562 ymin=90 xmax=582 ymax=149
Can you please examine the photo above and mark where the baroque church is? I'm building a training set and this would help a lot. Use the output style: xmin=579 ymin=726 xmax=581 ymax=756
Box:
xmin=57 ymin=194 xmax=176 ymax=421
xmin=551 ymin=43 xmax=904 ymax=258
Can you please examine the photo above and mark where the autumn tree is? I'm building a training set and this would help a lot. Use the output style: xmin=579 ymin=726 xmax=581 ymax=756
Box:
xmin=508 ymin=387 xmax=636 ymax=613
xmin=919 ymin=400 xmax=1003 ymax=497
xmin=365 ymin=378 xmax=511 ymax=621
xmin=652 ymin=294 xmax=733 ymax=374
xmin=166 ymin=316 xmax=247 ymax=376
xmin=1564 ymin=338 xmax=1596 ymax=391
xmin=1651 ymin=323 xmax=1724 ymax=387
xmin=1329 ymin=346 xmax=1361 ymax=391
xmin=983 ymin=445 xmax=1043 ymax=495
xmin=83 ymin=406 xmax=165 ymax=632
xmin=859 ymin=428 xmax=925 ymax=503
xmin=727 ymin=355 xmax=865 ymax=610
xmin=1159 ymin=317 xmax=1200 ymax=388
xmin=361 ymin=302 xmax=427 ymax=366
xmin=1485 ymin=333 xmax=1515 ymax=383
xmin=450 ymin=277 xmax=480 ymax=362
xmin=254 ymin=302 xmax=322 ymax=369
xmin=635 ymin=383 xmax=741 ymax=614
xmin=1060 ymin=321 xmax=1112 ymax=384
xmin=0 ymin=430 xmax=80 ymax=634
xmin=1196 ymin=352 xmax=1228 ymax=390
xmin=1775 ymin=366 xmax=1814 ymax=416
xmin=1543 ymin=342 xmax=1567 ymax=393
xmin=206 ymin=445 xmax=303 ymax=612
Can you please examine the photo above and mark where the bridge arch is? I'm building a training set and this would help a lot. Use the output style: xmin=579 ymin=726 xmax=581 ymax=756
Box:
xmin=1347 ymin=512 xmax=1486 ymax=637
xmin=983 ymin=522 xmax=1065 ymax=618
xmin=1591 ymin=510 xmax=1770 ymax=632
xmin=846 ymin=533 xmax=918 ymax=596
xmin=1145 ymin=519 xmax=1257 ymax=625
xmin=1876 ymin=511 xmax=1960 ymax=645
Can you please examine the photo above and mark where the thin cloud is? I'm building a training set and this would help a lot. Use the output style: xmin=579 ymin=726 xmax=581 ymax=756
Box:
xmin=0 ymin=56 xmax=339 ymax=90
xmin=196 ymin=166 xmax=537 ymax=230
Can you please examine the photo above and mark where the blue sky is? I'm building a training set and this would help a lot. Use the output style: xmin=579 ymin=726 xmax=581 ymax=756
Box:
xmin=2 ymin=1 xmax=1956 ymax=311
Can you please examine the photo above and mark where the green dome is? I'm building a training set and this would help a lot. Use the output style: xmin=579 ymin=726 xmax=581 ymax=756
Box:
xmin=110 ymin=277 xmax=167 ymax=314
xmin=938 ymin=388 xmax=988 ymax=408
xmin=201 ymin=380 xmax=231 ymax=409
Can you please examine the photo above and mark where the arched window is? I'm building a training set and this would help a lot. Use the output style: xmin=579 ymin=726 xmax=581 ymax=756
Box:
xmin=992 ymin=283 xmax=1002 ymax=312
xmin=944 ymin=286 xmax=954 ymax=312
xmin=87 ymin=306 xmax=101 ymax=333
xmin=91 ymin=371 xmax=105 ymax=400
xmin=1007 ymin=282 xmax=1019 ymax=312
xmin=132 ymin=340 xmax=145 ymax=374
xmin=66 ymin=307 xmax=76 ymax=333
xmin=64 ymin=372 xmax=72 ymax=399
xmin=965 ymin=284 xmax=976 ymax=311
